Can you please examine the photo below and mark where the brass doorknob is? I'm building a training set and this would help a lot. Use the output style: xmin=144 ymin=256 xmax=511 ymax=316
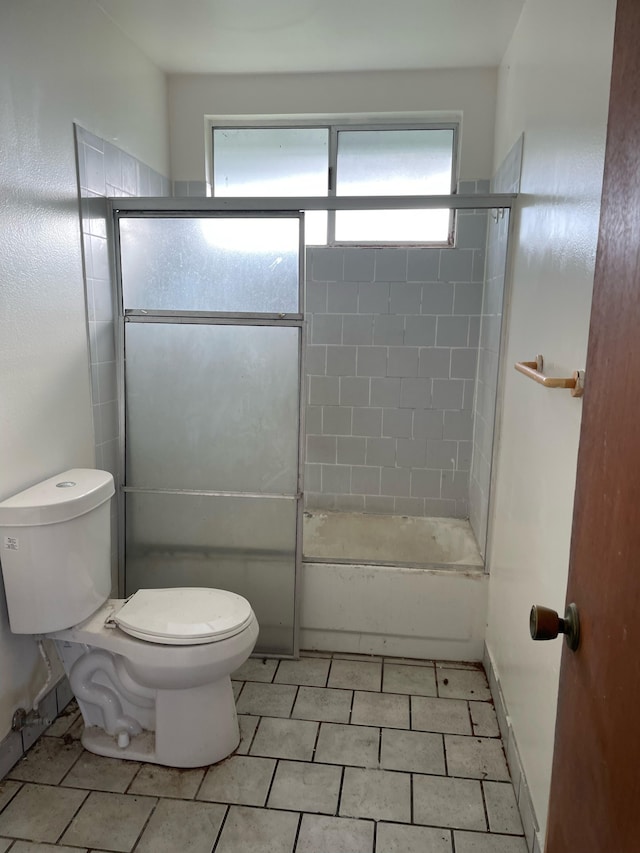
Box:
xmin=529 ymin=603 xmax=580 ymax=651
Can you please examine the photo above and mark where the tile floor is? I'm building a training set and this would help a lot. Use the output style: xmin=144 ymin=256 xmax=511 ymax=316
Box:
xmin=0 ymin=653 xmax=527 ymax=852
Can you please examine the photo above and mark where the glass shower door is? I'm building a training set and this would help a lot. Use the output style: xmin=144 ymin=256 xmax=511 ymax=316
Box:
xmin=116 ymin=212 xmax=304 ymax=655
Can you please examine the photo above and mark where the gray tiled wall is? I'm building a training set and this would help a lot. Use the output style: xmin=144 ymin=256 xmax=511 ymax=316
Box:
xmin=304 ymin=206 xmax=488 ymax=518
xmin=469 ymin=138 xmax=523 ymax=555
xmin=74 ymin=125 xmax=170 ymax=592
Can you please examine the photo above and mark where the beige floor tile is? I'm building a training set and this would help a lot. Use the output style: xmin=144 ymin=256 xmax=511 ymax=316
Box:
xmin=333 ymin=654 xmax=383 ymax=663
xmin=444 ymin=735 xmax=510 ymax=781
xmin=8 ymin=737 xmax=82 ymax=785
xmin=300 ymin=650 xmax=332 ymax=659
xmin=232 ymin=680 xmax=243 ymax=700
xmin=135 ymin=798 xmax=226 ymax=853
xmin=469 ymin=701 xmax=500 ymax=737
xmin=0 ymin=839 xmax=10 ymax=853
xmin=383 ymin=663 xmax=437 ymax=696
xmin=376 ymin=822 xmax=452 ymax=853
xmin=292 ymin=686 xmax=352 ymax=723
xmin=351 ymin=691 xmax=410 ymax=729
xmin=237 ymin=714 xmax=260 ymax=754
xmin=275 ymin=658 xmax=331 ymax=687
xmin=232 ymin=658 xmax=278 ymax=682
xmin=0 ymin=780 xmax=21 ymax=812
xmin=250 ymin=718 xmax=319 ymax=761
xmin=215 ymin=804 xmax=299 ymax=853
xmin=328 ymin=660 xmax=381 ymax=692
xmin=0 ymin=783 xmax=87 ymax=843
xmin=340 ymin=767 xmax=411 ymax=823
xmin=198 ymin=755 xmax=276 ymax=806
xmin=61 ymin=751 xmax=140 ymax=793
xmin=236 ymin=682 xmax=297 ymax=718
xmin=413 ymin=775 xmax=486 ymax=830
xmin=314 ymin=722 xmax=379 ymax=768
xmin=268 ymin=760 xmax=342 ymax=814
xmin=483 ymin=781 xmax=524 ymax=835
xmin=60 ymin=791 xmax=156 ymax=852
xmin=411 ymin=696 xmax=472 ymax=735
xmin=128 ymin=764 xmax=205 ymax=799
xmin=380 ymin=728 xmax=445 ymax=774
xmin=9 ymin=843 xmax=87 ymax=852
xmin=453 ymin=830 xmax=529 ymax=853
xmin=296 ymin=814 xmax=374 ymax=853
xmin=437 ymin=668 xmax=491 ymax=701
xmin=45 ymin=702 xmax=80 ymax=738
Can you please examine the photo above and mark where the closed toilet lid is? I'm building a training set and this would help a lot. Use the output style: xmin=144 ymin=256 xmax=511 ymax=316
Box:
xmin=113 ymin=588 xmax=254 ymax=645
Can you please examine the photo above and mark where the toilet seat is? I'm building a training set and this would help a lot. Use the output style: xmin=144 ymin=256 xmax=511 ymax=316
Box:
xmin=112 ymin=588 xmax=254 ymax=646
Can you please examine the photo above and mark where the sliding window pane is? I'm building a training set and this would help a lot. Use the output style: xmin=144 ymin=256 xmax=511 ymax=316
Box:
xmin=335 ymin=208 xmax=450 ymax=243
xmin=126 ymin=492 xmax=297 ymax=655
xmin=125 ymin=322 xmax=300 ymax=494
xmin=119 ymin=216 xmax=300 ymax=313
xmin=214 ymin=128 xmax=329 ymax=197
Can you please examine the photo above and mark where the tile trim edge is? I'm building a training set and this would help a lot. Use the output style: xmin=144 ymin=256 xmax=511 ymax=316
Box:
xmin=0 ymin=675 xmax=73 ymax=779
xmin=483 ymin=642 xmax=544 ymax=853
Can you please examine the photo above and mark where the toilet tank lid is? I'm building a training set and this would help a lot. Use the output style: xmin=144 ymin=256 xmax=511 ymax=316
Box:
xmin=0 ymin=469 xmax=114 ymax=527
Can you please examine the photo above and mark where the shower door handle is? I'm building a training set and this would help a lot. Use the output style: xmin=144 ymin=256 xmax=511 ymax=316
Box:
xmin=529 ymin=603 xmax=580 ymax=651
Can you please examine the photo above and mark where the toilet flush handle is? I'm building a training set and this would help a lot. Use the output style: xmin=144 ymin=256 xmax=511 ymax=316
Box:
xmin=529 ymin=603 xmax=580 ymax=651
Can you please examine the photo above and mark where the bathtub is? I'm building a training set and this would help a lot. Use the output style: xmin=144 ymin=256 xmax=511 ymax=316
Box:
xmin=300 ymin=511 xmax=488 ymax=661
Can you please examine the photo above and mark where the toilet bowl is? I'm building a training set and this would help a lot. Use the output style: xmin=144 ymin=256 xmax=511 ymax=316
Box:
xmin=0 ymin=469 xmax=259 ymax=767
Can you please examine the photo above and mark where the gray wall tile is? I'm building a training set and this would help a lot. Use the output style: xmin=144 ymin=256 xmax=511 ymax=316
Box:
xmin=306 ymin=346 xmax=327 ymax=375
xmin=309 ymin=376 xmax=340 ymax=405
xmin=322 ymin=464 xmax=352 ymax=494
xmin=306 ymin=281 xmax=328 ymax=313
xmin=387 ymin=347 xmax=418 ymax=378
xmin=326 ymin=346 xmax=357 ymax=376
xmin=352 ymin=466 xmax=381 ymax=495
xmin=441 ymin=470 xmax=469 ymax=500
xmin=352 ymin=408 xmax=383 ymax=437
xmin=426 ymin=440 xmax=458 ymax=469
xmin=312 ymin=314 xmax=342 ymax=344
xmin=436 ymin=316 xmax=469 ymax=347
xmin=413 ymin=410 xmax=444 ymax=440
xmin=366 ymin=438 xmax=397 ymax=467
xmin=440 ymin=248 xmax=474 ymax=282
xmin=337 ymin=436 xmax=366 ymax=465
xmin=395 ymin=497 xmax=425 ymax=516
xmin=307 ymin=436 xmax=337 ymax=464
xmin=404 ymin=316 xmax=436 ymax=346
xmin=305 ymin=463 xmax=322 ymax=492
xmin=340 ymin=377 xmax=370 ymax=406
xmin=375 ymin=249 xmax=408 ymax=281
xmin=399 ymin=379 xmax=431 ymax=409
xmin=432 ymin=379 xmax=465 ymax=410
xmin=396 ymin=438 xmax=426 ymax=468
xmin=344 ymin=248 xmax=375 ymax=281
xmin=371 ymin=377 xmax=401 ymax=408
xmin=322 ymin=406 xmax=352 ymax=436
xmin=311 ymin=248 xmax=344 ymax=281
xmin=451 ymin=348 xmax=478 ymax=379
xmin=327 ymin=281 xmax=358 ymax=313
xmin=407 ymin=249 xmax=439 ymax=282
xmin=418 ymin=348 xmax=450 ymax=378
xmin=454 ymin=283 xmax=484 ymax=315
xmin=390 ymin=284 xmax=421 ymax=315
xmin=357 ymin=347 xmax=387 ymax=377
xmin=374 ymin=315 xmax=404 ymax=346
xmin=421 ymin=283 xmax=454 ymax=315
xmin=411 ymin=469 xmax=441 ymax=499
xmin=444 ymin=411 xmax=474 ymax=440
xmin=343 ymin=315 xmax=374 ymax=345
xmin=456 ymin=212 xmax=488 ymax=250
xmin=381 ymin=467 xmax=411 ymax=497
xmin=358 ymin=282 xmax=390 ymax=313
xmin=365 ymin=495 xmax=396 ymax=513
xmin=382 ymin=408 xmax=412 ymax=439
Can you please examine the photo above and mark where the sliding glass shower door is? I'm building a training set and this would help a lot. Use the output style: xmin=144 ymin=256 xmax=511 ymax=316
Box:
xmin=115 ymin=211 xmax=304 ymax=655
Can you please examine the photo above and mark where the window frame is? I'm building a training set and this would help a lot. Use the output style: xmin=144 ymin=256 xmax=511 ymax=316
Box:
xmin=209 ymin=118 xmax=459 ymax=247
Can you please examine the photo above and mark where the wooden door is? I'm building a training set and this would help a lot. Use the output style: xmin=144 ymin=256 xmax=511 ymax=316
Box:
xmin=545 ymin=1 xmax=640 ymax=849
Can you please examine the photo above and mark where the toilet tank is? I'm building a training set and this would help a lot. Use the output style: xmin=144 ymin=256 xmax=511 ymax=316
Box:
xmin=0 ymin=469 xmax=115 ymax=634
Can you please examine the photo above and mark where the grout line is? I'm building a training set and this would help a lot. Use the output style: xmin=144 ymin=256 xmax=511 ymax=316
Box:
xmin=263 ymin=754 xmax=279 ymax=807
xmin=129 ymin=792 xmax=160 ymax=851
xmin=210 ymin=802 xmax=230 ymax=852
xmin=291 ymin=811 xmax=303 ymax=853
xmin=335 ymin=765 xmax=346 ymax=818
xmin=52 ymin=787 xmax=90 ymax=845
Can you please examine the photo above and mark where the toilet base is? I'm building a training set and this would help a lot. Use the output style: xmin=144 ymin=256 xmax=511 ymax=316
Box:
xmin=81 ymin=676 xmax=241 ymax=767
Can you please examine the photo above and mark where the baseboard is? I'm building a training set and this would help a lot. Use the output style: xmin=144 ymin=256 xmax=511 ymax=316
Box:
xmin=0 ymin=676 xmax=73 ymax=779
xmin=483 ymin=643 xmax=545 ymax=853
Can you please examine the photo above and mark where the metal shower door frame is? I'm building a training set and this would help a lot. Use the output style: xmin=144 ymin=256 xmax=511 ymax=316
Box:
xmin=110 ymin=203 xmax=306 ymax=658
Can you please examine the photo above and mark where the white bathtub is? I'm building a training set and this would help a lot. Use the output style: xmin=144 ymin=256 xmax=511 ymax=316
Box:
xmin=300 ymin=511 xmax=488 ymax=661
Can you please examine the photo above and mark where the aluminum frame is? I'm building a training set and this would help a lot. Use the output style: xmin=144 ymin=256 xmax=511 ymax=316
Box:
xmin=111 ymin=205 xmax=306 ymax=657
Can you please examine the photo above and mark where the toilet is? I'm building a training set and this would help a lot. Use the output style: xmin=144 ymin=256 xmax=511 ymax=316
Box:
xmin=0 ymin=469 xmax=258 ymax=767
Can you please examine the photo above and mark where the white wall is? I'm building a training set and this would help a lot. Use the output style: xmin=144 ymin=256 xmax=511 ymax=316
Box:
xmin=168 ymin=68 xmax=498 ymax=183
xmin=0 ymin=0 xmax=168 ymax=740
xmin=486 ymin=0 xmax=616 ymax=837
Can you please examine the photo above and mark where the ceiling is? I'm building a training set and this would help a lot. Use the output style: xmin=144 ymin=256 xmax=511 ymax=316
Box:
xmin=96 ymin=0 xmax=525 ymax=75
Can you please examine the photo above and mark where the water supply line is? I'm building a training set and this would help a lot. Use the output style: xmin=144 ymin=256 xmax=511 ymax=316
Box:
xmin=11 ymin=637 xmax=55 ymax=732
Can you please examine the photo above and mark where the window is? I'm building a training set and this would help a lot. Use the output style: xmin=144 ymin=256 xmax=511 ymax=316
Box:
xmin=212 ymin=122 xmax=457 ymax=245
